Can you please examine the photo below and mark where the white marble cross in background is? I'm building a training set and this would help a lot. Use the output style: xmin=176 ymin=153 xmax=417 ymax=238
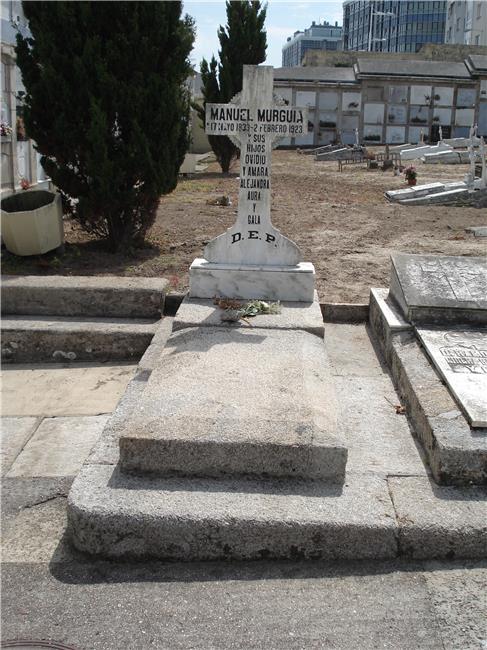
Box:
xmin=204 ymin=65 xmax=308 ymax=267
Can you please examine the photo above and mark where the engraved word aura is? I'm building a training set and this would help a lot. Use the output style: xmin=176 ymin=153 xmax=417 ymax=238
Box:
xmin=204 ymin=65 xmax=308 ymax=266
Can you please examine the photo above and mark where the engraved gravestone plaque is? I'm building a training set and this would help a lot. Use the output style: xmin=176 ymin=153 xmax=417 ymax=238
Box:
xmin=416 ymin=326 xmax=487 ymax=427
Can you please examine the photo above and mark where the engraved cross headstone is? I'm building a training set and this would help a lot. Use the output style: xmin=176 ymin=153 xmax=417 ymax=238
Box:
xmin=480 ymin=136 xmax=487 ymax=189
xmin=466 ymin=123 xmax=478 ymax=188
xmin=204 ymin=65 xmax=308 ymax=266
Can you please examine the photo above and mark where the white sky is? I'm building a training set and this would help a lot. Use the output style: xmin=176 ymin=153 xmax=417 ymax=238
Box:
xmin=183 ymin=1 xmax=344 ymax=69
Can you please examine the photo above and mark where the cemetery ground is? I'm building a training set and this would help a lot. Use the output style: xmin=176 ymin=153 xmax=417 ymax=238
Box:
xmin=2 ymin=148 xmax=486 ymax=304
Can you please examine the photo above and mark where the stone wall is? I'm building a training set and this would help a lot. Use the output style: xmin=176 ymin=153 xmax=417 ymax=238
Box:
xmin=302 ymin=43 xmax=487 ymax=67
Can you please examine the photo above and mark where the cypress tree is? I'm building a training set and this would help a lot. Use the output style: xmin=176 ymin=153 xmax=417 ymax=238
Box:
xmin=15 ymin=2 xmax=194 ymax=252
xmin=197 ymin=1 xmax=267 ymax=173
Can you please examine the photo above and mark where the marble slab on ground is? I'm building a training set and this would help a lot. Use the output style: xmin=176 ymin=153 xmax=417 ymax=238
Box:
xmin=119 ymin=326 xmax=346 ymax=481
xmin=390 ymin=253 xmax=487 ymax=324
xmin=172 ymin=294 xmax=323 ymax=336
xmin=7 ymin=415 xmax=110 ymax=478
xmin=416 ymin=326 xmax=487 ymax=428
xmin=466 ymin=225 xmax=487 ymax=238
xmin=385 ymin=182 xmax=445 ymax=201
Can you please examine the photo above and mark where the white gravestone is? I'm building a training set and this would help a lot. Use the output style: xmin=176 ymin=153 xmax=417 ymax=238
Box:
xmin=189 ymin=65 xmax=315 ymax=302
xmin=416 ymin=327 xmax=487 ymax=428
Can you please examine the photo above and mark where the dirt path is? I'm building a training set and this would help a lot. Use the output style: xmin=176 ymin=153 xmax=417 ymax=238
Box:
xmin=3 ymin=150 xmax=486 ymax=303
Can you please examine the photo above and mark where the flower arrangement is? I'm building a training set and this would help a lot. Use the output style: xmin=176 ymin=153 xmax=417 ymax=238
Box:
xmin=404 ymin=165 xmax=417 ymax=182
xmin=1 ymin=121 xmax=13 ymax=137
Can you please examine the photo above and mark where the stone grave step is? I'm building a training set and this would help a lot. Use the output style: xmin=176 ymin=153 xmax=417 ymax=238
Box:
xmin=1 ymin=315 xmax=159 ymax=363
xmin=119 ymin=325 xmax=347 ymax=482
xmin=1 ymin=275 xmax=168 ymax=318
xmin=68 ymin=464 xmax=396 ymax=561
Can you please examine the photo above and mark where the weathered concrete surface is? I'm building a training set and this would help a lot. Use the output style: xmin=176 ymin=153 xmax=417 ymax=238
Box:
xmin=423 ymin=561 xmax=487 ymax=650
xmin=324 ymin=322 xmax=388 ymax=378
xmin=87 ymin=371 xmax=151 ymax=467
xmin=1 ymin=315 xmax=158 ymax=363
xmin=172 ymin=295 xmax=324 ymax=337
xmin=390 ymin=333 xmax=487 ymax=485
xmin=335 ymin=375 xmax=427 ymax=477
xmin=1 ymin=275 xmax=168 ymax=318
xmin=1 ymin=476 xmax=73 ymax=556
xmin=5 ymin=556 xmax=485 ymax=650
xmin=1 ymin=493 xmax=70 ymax=563
xmin=0 ymin=417 xmax=40 ymax=475
xmin=389 ymin=476 xmax=487 ymax=560
xmin=1 ymin=363 xmax=137 ymax=417
xmin=68 ymin=465 xmax=397 ymax=560
xmin=7 ymin=415 xmax=110 ymax=478
xmin=136 ymin=317 xmax=174 ymax=372
xmin=119 ymin=326 xmax=346 ymax=481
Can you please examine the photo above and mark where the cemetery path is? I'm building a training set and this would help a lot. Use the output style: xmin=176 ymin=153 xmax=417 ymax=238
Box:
xmin=3 ymin=150 xmax=485 ymax=303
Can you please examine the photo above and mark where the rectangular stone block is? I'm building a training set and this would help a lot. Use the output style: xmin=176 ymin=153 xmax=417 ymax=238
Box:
xmin=389 ymin=253 xmax=487 ymax=325
xmin=172 ymin=294 xmax=324 ymax=337
xmin=189 ymin=258 xmax=315 ymax=302
xmin=68 ymin=465 xmax=397 ymax=560
xmin=119 ymin=326 xmax=346 ymax=482
xmin=1 ymin=275 xmax=168 ymax=318
xmin=389 ymin=476 xmax=487 ymax=559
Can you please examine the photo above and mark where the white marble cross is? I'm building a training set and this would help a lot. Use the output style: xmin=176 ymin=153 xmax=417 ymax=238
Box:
xmin=479 ymin=136 xmax=486 ymax=189
xmin=466 ymin=123 xmax=478 ymax=188
xmin=204 ymin=65 xmax=308 ymax=266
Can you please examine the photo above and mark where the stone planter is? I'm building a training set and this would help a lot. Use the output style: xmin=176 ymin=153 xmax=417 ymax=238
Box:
xmin=1 ymin=190 xmax=64 ymax=256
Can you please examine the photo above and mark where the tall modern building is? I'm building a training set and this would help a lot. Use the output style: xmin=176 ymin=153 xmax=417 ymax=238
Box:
xmin=282 ymin=21 xmax=343 ymax=67
xmin=343 ymin=0 xmax=447 ymax=53
xmin=445 ymin=1 xmax=487 ymax=46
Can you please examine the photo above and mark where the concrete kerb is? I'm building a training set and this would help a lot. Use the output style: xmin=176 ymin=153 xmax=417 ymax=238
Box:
xmin=1 ymin=275 xmax=169 ymax=319
xmin=1 ymin=317 xmax=159 ymax=364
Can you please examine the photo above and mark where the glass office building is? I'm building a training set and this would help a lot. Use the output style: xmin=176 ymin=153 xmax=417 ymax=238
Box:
xmin=282 ymin=22 xmax=343 ymax=67
xmin=343 ymin=1 xmax=447 ymax=53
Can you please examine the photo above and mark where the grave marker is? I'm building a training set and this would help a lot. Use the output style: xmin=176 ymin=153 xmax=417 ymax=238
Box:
xmin=389 ymin=252 xmax=487 ymax=325
xmin=189 ymin=65 xmax=315 ymax=302
xmin=416 ymin=326 xmax=487 ymax=428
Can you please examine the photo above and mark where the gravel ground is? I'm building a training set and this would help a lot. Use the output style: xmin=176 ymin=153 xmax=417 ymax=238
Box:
xmin=3 ymin=149 xmax=486 ymax=303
